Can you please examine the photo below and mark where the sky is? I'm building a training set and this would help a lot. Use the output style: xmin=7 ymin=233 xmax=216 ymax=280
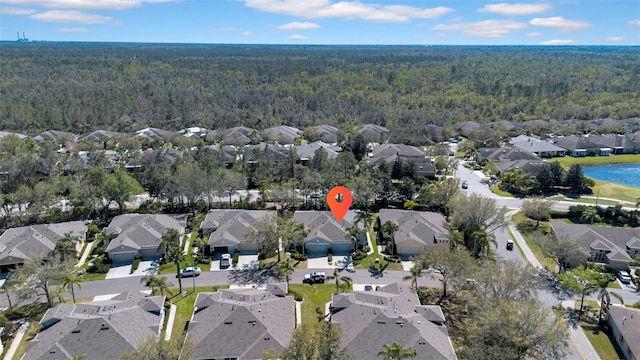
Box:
xmin=0 ymin=0 xmax=639 ymax=45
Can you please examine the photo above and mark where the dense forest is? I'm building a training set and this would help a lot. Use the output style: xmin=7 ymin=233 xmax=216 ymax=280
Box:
xmin=1 ymin=44 xmax=639 ymax=134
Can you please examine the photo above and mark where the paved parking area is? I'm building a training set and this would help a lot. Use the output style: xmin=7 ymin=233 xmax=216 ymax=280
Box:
xmin=401 ymin=260 xmax=414 ymax=271
xmin=307 ymin=256 xmax=329 ymax=269
xmin=307 ymin=255 xmax=354 ymax=270
xmin=105 ymin=260 xmax=158 ymax=279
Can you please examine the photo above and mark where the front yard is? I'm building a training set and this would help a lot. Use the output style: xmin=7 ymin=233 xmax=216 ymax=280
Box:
xmin=288 ymin=283 xmax=341 ymax=324
xmin=168 ymin=285 xmax=228 ymax=340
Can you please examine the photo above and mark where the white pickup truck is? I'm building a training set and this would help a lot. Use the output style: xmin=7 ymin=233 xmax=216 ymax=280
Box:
xmin=303 ymin=272 xmax=326 ymax=284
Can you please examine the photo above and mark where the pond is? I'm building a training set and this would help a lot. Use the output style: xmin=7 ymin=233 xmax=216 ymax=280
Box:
xmin=582 ymin=162 xmax=640 ymax=188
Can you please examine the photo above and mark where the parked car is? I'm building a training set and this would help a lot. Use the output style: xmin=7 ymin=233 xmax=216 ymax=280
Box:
xmin=179 ymin=266 xmax=201 ymax=278
xmin=303 ymin=272 xmax=326 ymax=284
xmin=461 ymin=180 xmax=468 ymax=189
xmin=617 ymin=270 xmax=632 ymax=284
xmin=220 ymin=253 xmax=231 ymax=268
xmin=364 ymin=285 xmax=374 ymax=292
xmin=506 ymin=239 xmax=514 ymax=251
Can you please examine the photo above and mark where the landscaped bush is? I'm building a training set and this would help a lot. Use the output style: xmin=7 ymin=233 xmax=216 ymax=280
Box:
xmin=327 ymin=254 xmax=333 ymax=263
xmin=288 ymin=290 xmax=303 ymax=302
xmin=290 ymin=252 xmax=308 ymax=261
xmin=198 ymin=257 xmax=211 ymax=265
xmin=352 ymin=252 xmax=367 ymax=261
xmin=383 ymin=255 xmax=401 ymax=263
xmin=87 ymin=263 xmax=110 ymax=274
xmin=130 ymin=258 xmax=141 ymax=273
xmin=232 ymin=252 xmax=239 ymax=266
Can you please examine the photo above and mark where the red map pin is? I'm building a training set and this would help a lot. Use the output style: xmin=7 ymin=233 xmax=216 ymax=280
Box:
xmin=327 ymin=186 xmax=352 ymax=222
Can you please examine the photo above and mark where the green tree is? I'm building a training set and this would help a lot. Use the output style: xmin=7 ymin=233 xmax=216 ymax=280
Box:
xmin=53 ymin=232 xmax=79 ymax=262
xmin=332 ymin=268 xmax=352 ymax=294
xmin=580 ymin=207 xmax=600 ymax=224
xmin=413 ymin=247 xmax=474 ymax=301
xmin=565 ymin=164 xmax=594 ymax=194
xmin=595 ymin=273 xmax=624 ymax=321
xmin=140 ymin=275 xmax=172 ymax=296
xmin=11 ymin=255 xmax=74 ymax=307
xmin=557 ymin=268 xmax=600 ymax=317
xmin=272 ymin=322 xmax=350 ymax=360
xmin=166 ymin=246 xmax=186 ymax=294
xmin=62 ymin=274 xmax=82 ymax=304
xmin=158 ymin=228 xmax=180 ymax=255
xmin=119 ymin=335 xmax=193 ymax=360
xmin=275 ymin=259 xmax=296 ymax=288
xmin=532 ymin=234 xmax=587 ymax=273
xmin=402 ymin=265 xmax=422 ymax=290
xmin=103 ymin=170 xmax=143 ymax=213
xmin=522 ymin=198 xmax=554 ymax=229
xmin=246 ymin=214 xmax=280 ymax=261
xmin=377 ymin=342 xmax=417 ymax=360
xmin=380 ymin=220 xmax=399 ymax=255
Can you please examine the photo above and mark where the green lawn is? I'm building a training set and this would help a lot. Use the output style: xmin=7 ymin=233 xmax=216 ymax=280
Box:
xmin=289 ymin=284 xmax=341 ymax=324
xmin=590 ymin=179 xmax=640 ymax=204
xmin=511 ymin=212 xmax=558 ymax=272
xmin=580 ymin=321 xmax=624 ymax=360
xmin=553 ymin=154 xmax=640 ymax=168
xmin=489 ymin=185 xmax=514 ymax=197
xmin=169 ymin=285 xmax=228 ymax=340
xmin=5 ymin=302 xmax=49 ymax=360
xmin=560 ymin=197 xmax=623 ymax=207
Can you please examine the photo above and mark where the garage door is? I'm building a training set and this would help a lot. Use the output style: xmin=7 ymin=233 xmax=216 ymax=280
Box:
xmin=331 ymin=243 xmax=352 ymax=256
xmin=110 ymin=252 xmax=135 ymax=264
xmin=238 ymin=243 xmax=259 ymax=255
xmin=397 ymin=245 xmax=424 ymax=258
xmin=306 ymin=243 xmax=330 ymax=257
xmin=140 ymin=248 xmax=162 ymax=261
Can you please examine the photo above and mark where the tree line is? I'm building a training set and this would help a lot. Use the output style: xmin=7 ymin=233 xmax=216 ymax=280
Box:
xmin=1 ymin=44 xmax=639 ymax=137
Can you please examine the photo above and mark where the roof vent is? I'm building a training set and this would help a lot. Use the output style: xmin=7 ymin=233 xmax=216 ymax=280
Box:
xmin=100 ymin=323 xmax=109 ymax=330
xmin=224 ymin=320 xmax=233 ymax=324
xmin=377 ymin=320 xmax=386 ymax=324
xmin=72 ymin=329 xmax=81 ymax=333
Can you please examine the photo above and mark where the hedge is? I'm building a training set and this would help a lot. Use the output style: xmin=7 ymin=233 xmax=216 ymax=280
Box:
xmin=130 ymin=258 xmax=141 ymax=273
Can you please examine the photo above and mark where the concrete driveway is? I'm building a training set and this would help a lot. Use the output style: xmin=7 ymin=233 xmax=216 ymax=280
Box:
xmin=105 ymin=260 xmax=158 ymax=279
xmin=236 ymin=255 xmax=259 ymax=270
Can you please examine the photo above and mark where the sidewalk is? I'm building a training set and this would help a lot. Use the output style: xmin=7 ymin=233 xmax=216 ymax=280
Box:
xmin=76 ymin=240 xmax=95 ymax=268
xmin=506 ymin=210 xmax=543 ymax=269
xmin=4 ymin=321 xmax=29 ymax=360
xmin=562 ymin=300 xmax=602 ymax=360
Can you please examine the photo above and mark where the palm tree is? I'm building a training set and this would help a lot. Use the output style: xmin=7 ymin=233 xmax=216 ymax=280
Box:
xmin=159 ymin=228 xmax=180 ymax=255
xmin=54 ymin=232 xmax=79 ymax=262
xmin=580 ymin=207 xmax=600 ymax=224
xmin=596 ymin=274 xmax=624 ymax=321
xmin=377 ymin=342 xmax=417 ymax=360
xmin=63 ymin=274 xmax=82 ymax=304
xmin=71 ymin=355 xmax=87 ymax=360
xmin=333 ymin=268 xmax=352 ymax=294
xmin=275 ymin=259 xmax=296 ymax=288
xmin=140 ymin=275 xmax=171 ymax=296
xmin=469 ymin=229 xmax=496 ymax=259
xmin=345 ymin=224 xmax=361 ymax=253
xmin=166 ymin=246 xmax=185 ymax=294
xmin=292 ymin=222 xmax=310 ymax=255
xmin=402 ymin=265 xmax=422 ymax=290
xmin=194 ymin=236 xmax=208 ymax=259
xmin=380 ymin=220 xmax=399 ymax=255
xmin=53 ymin=287 xmax=66 ymax=305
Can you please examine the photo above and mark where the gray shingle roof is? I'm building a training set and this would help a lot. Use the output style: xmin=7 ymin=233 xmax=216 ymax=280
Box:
xmin=295 ymin=141 xmax=341 ymax=160
xmin=0 ymin=221 xmax=88 ymax=266
xmin=201 ymin=210 xmax=275 ymax=247
xmin=553 ymin=136 xmax=601 ymax=151
xmin=293 ymin=211 xmax=363 ymax=244
xmin=77 ymin=130 xmax=124 ymax=144
xmin=243 ymin=143 xmax=291 ymax=163
xmin=494 ymin=159 xmax=547 ymax=176
xmin=33 ymin=130 xmax=75 ymax=143
xmin=132 ymin=127 xmax=177 ymax=142
xmin=378 ymin=209 xmax=449 ymax=247
xmin=607 ymin=305 xmax=640 ymax=358
xmin=331 ymin=283 xmax=456 ymax=360
xmin=510 ymin=135 xmax=566 ymax=153
xmin=105 ymin=214 xmax=186 ymax=253
xmin=551 ymin=221 xmax=639 ymax=263
xmin=262 ymin=125 xmax=302 ymax=144
xmin=304 ymin=124 xmax=340 ymax=143
xmin=477 ymin=147 xmax=541 ymax=162
xmin=24 ymin=291 xmax=165 ymax=360
xmin=354 ymin=124 xmax=390 ymax=135
xmin=187 ymin=286 xmax=294 ymax=360
xmin=219 ymin=127 xmax=257 ymax=146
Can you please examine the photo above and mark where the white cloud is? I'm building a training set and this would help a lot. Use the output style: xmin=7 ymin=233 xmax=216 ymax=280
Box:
xmin=30 ymin=10 xmax=115 ymax=24
xmin=629 ymin=19 xmax=640 ymax=27
xmin=527 ymin=32 xmax=541 ymax=37
xmin=0 ymin=6 xmax=36 ymax=15
xmin=414 ymin=34 xmax=424 ymax=39
xmin=479 ymin=3 xmax=551 ymax=16
xmin=291 ymin=34 xmax=309 ymax=40
xmin=245 ymin=0 xmax=452 ymax=22
xmin=241 ymin=31 xmax=254 ymax=36
xmin=603 ymin=36 xmax=625 ymax=43
xmin=57 ymin=27 xmax=89 ymax=32
xmin=433 ymin=20 xmax=527 ymax=38
xmin=540 ymin=39 xmax=577 ymax=45
xmin=530 ymin=17 xmax=590 ymax=31
xmin=276 ymin=21 xmax=320 ymax=30
xmin=0 ymin=0 xmax=175 ymax=11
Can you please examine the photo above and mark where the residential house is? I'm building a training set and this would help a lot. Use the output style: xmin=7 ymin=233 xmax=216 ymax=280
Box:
xmin=243 ymin=143 xmax=292 ymax=165
xmin=331 ymin=283 xmax=457 ymax=360
xmin=304 ymin=124 xmax=340 ymax=143
xmin=478 ymin=120 xmax=522 ymax=136
xmin=105 ymin=214 xmax=187 ymax=264
xmin=180 ymin=126 xmax=209 ymax=140
xmin=553 ymin=136 xmax=611 ymax=157
xmin=354 ymin=123 xmax=390 ymax=142
xmin=477 ymin=146 xmax=541 ymax=163
xmin=204 ymin=144 xmax=237 ymax=167
xmin=453 ymin=121 xmax=481 ymax=137
xmin=424 ymin=124 xmax=445 ymax=142
xmin=295 ymin=141 xmax=341 ymax=162
xmin=218 ymin=127 xmax=258 ymax=146
xmin=588 ymin=134 xmax=640 ymax=154
xmin=32 ymin=130 xmax=75 ymax=144
xmin=369 ymin=143 xmax=436 ymax=177
xmin=132 ymin=127 xmax=177 ymax=143
xmin=606 ymin=305 xmax=640 ymax=360
xmin=0 ymin=221 xmax=89 ymax=272
xmin=185 ymin=284 xmax=294 ymax=360
xmin=200 ymin=210 xmax=275 ymax=255
xmin=23 ymin=290 xmax=165 ymax=360
xmin=0 ymin=131 xmax=27 ymax=139
xmin=377 ymin=209 xmax=449 ymax=257
xmin=510 ymin=135 xmax=566 ymax=158
xmin=77 ymin=130 xmax=125 ymax=148
xmin=494 ymin=159 xmax=548 ymax=177
xmin=550 ymin=221 xmax=640 ymax=271
xmin=262 ymin=125 xmax=302 ymax=144
xmin=293 ymin=210 xmax=364 ymax=256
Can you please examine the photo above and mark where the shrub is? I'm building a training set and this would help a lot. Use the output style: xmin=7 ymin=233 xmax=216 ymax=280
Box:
xmin=352 ymin=252 xmax=367 ymax=261
xmin=130 ymin=258 xmax=141 ymax=273
xmin=327 ymin=248 xmax=333 ymax=256
xmin=291 ymin=252 xmax=308 ymax=261
xmin=327 ymin=254 xmax=333 ymax=263
xmin=288 ymin=290 xmax=303 ymax=302
xmin=87 ymin=263 xmax=110 ymax=274
xmin=232 ymin=252 xmax=239 ymax=266
xmin=198 ymin=257 xmax=211 ymax=265
xmin=383 ymin=255 xmax=401 ymax=263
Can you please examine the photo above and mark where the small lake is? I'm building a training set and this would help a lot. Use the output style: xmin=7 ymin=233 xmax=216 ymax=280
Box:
xmin=582 ymin=163 xmax=640 ymax=188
